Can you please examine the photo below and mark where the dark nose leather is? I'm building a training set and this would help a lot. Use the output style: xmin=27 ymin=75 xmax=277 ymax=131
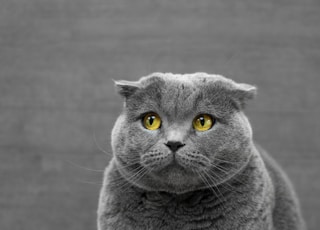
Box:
xmin=165 ymin=141 xmax=185 ymax=152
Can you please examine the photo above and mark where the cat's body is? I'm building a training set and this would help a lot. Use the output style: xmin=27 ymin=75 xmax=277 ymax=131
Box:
xmin=98 ymin=73 xmax=305 ymax=230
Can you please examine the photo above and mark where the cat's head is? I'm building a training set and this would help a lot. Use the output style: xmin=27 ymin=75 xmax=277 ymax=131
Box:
xmin=111 ymin=73 xmax=256 ymax=194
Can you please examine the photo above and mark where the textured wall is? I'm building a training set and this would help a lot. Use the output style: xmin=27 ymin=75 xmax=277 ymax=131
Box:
xmin=1 ymin=0 xmax=319 ymax=229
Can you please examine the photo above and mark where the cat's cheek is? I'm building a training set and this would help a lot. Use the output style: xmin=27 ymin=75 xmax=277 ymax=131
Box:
xmin=237 ymin=112 xmax=253 ymax=140
xmin=191 ymin=123 xmax=221 ymax=144
xmin=121 ymin=123 xmax=163 ymax=158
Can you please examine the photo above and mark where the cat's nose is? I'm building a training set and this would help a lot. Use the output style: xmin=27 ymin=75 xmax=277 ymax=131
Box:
xmin=164 ymin=141 xmax=185 ymax=152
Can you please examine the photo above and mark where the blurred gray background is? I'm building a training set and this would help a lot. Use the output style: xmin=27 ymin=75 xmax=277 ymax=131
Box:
xmin=1 ymin=0 xmax=319 ymax=229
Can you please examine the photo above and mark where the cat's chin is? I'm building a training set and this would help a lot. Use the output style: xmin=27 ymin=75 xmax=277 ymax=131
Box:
xmin=159 ymin=164 xmax=189 ymax=183
xmin=145 ymin=163 xmax=202 ymax=193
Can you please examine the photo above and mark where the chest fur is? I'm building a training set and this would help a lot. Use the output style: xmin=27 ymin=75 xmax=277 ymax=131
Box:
xmin=98 ymin=156 xmax=274 ymax=230
xmin=99 ymin=182 xmax=273 ymax=230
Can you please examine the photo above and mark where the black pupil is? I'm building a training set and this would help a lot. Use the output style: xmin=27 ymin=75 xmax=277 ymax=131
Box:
xmin=199 ymin=117 xmax=205 ymax=126
xmin=149 ymin=116 xmax=155 ymax=125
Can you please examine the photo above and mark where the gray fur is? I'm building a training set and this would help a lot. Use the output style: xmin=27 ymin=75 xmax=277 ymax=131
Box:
xmin=98 ymin=73 xmax=305 ymax=230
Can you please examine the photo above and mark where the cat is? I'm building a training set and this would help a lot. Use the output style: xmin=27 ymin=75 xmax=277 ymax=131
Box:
xmin=97 ymin=73 xmax=306 ymax=230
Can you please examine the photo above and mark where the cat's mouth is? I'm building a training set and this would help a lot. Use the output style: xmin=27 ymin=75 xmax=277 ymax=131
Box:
xmin=141 ymin=149 xmax=211 ymax=172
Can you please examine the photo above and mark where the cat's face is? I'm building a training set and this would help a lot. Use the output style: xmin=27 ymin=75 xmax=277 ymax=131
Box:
xmin=111 ymin=73 xmax=256 ymax=194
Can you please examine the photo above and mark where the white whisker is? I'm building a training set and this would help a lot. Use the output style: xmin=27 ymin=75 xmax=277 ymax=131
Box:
xmin=109 ymin=166 xmax=146 ymax=190
xmin=202 ymin=169 xmax=226 ymax=202
xmin=93 ymin=131 xmax=112 ymax=157
xmin=209 ymin=162 xmax=248 ymax=187
xmin=76 ymin=179 xmax=103 ymax=186
xmin=66 ymin=160 xmax=105 ymax=172
xmin=213 ymin=157 xmax=245 ymax=165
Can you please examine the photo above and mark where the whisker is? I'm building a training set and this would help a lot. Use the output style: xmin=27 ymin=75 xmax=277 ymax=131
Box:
xmin=205 ymin=169 xmax=238 ymax=193
xmin=122 ymin=167 xmax=150 ymax=193
xmin=202 ymin=170 xmax=226 ymax=202
xmin=93 ymin=131 xmax=112 ymax=157
xmin=197 ymin=169 xmax=228 ymax=210
xmin=76 ymin=179 xmax=103 ymax=186
xmin=196 ymin=170 xmax=220 ymax=198
xmin=209 ymin=163 xmax=248 ymax=187
xmin=109 ymin=166 xmax=146 ymax=190
xmin=107 ymin=165 xmax=141 ymax=185
xmin=213 ymin=163 xmax=250 ymax=177
xmin=116 ymin=155 xmax=141 ymax=161
xmin=107 ymin=161 xmax=142 ymax=183
xmin=65 ymin=160 xmax=105 ymax=172
xmin=114 ymin=160 xmax=142 ymax=172
xmin=213 ymin=157 xmax=246 ymax=165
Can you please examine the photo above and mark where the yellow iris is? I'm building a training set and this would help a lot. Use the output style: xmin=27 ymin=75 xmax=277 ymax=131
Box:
xmin=143 ymin=113 xmax=161 ymax=130
xmin=193 ymin=114 xmax=214 ymax=131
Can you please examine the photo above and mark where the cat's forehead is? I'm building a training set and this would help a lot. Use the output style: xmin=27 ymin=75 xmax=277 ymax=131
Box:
xmin=139 ymin=72 xmax=230 ymax=87
xmin=120 ymin=72 xmax=256 ymax=120
xmin=125 ymin=73 xmax=235 ymax=119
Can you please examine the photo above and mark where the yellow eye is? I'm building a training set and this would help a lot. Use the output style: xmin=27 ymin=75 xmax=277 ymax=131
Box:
xmin=193 ymin=114 xmax=214 ymax=132
xmin=143 ymin=113 xmax=161 ymax=130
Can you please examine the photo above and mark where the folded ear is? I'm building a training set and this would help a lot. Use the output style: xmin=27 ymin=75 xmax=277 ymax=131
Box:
xmin=230 ymin=82 xmax=257 ymax=109
xmin=114 ymin=80 xmax=141 ymax=98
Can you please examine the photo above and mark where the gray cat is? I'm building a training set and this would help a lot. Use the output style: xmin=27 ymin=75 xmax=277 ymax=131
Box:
xmin=97 ymin=73 xmax=305 ymax=230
